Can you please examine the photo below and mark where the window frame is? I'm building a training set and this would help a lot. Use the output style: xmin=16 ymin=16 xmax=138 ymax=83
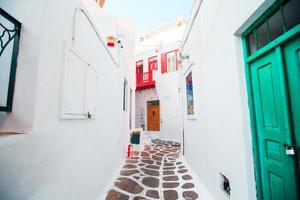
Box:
xmin=148 ymin=56 xmax=158 ymax=72
xmin=184 ymin=66 xmax=197 ymax=120
xmin=136 ymin=60 xmax=143 ymax=73
xmin=0 ymin=8 xmax=21 ymax=112
xmin=123 ymin=79 xmax=128 ymax=111
xmin=166 ymin=50 xmax=179 ymax=73
xmin=244 ymin=0 xmax=300 ymax=56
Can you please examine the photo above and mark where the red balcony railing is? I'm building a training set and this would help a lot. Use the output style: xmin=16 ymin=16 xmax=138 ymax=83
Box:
xmin=136 ymin=72 xmax=155 ymax=90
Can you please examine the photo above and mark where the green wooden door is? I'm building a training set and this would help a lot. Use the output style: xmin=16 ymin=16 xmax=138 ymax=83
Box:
xmin=284 ymin=36 xmax=300 ymax=177
xmin=249 ymin=47 xmax=299 ymax=200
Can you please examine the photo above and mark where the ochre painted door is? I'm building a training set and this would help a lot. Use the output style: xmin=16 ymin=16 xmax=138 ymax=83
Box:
xmin=147 ymin=105 xmax=160 ymax=131
xmin=284 ymin=36 xmax=300 ymax=177
xmin=249 ymin=46 xmax=299 ymax=200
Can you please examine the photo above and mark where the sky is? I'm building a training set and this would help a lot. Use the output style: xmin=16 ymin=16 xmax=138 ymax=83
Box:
xmin=104 ymin=0 xmax=195 ymax=37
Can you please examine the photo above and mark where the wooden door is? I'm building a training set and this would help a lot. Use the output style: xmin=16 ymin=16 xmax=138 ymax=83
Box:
xmin=249 ymin=47 xmax=298 ymax=200
xmin=147 ymin=103 xmax=160 ymax=131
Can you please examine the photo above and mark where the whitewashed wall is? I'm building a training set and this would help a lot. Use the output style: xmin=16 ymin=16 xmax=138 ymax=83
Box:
xmin=180 ymin=0 xmax=265 ymax=199
xmin=154 ymin=70 xmax=181 ymax=142
xmin=0 ymin=0 xmax=134 ymax=199
xmin=117 ymin=17 xmax=136 ymax=151
xmin=0 ymin=0 xmax=45 ymax=132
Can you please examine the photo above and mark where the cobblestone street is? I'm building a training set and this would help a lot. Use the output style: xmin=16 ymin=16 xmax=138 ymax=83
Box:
xmin=106 ymin=137 xmax=200 ymax=200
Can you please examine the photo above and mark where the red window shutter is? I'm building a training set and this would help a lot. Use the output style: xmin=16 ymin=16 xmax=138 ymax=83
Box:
xmin=161 ymin=53 xmax=167 ymax=74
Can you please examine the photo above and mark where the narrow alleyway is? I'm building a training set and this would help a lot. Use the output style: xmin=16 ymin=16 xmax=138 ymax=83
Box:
xmin=105 ymin=135 xmax=200 ymax=200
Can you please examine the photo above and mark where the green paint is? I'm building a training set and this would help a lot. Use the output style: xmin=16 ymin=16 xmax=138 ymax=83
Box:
xmin=247 ymin=25 xmax=300 ymax=63
xmin=242 ymin=1 xmax=300 ymax=199
xmin=249 ymin=48 xmax=298 ymax=200
xmin=283 ymin=36 xmax=300 ymax=178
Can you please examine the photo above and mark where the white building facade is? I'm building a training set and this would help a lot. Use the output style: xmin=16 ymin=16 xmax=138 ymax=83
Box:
xmin=135 ymin=18 xmax=186 ymax=143
xmin=180 ymin=0 xmax=300 ymax=200
xmin=0 ymin=0 xmax=135 ymax=199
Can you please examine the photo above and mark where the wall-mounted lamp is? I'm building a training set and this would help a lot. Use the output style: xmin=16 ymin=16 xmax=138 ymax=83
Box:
xmin=180 ymin=53 xmax=190 ymax=60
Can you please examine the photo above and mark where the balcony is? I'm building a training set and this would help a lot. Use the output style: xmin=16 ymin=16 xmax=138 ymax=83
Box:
xmin=136 ymin=72 xmax=156 ymax=90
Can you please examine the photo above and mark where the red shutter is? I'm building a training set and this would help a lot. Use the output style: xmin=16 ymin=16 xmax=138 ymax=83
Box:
xmin=161 ymin=53 xmax=167 ymax=74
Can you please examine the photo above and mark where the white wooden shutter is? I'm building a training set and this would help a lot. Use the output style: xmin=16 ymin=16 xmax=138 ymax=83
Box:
xmin=85 ymin=66 xmax=97 ymax=117
xmin=61 ymin=48 xmax=97 ymax=119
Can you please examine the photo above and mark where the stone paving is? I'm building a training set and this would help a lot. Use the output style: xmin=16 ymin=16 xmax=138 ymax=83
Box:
xmin=105 ymin=137 xmax=200 ymax=200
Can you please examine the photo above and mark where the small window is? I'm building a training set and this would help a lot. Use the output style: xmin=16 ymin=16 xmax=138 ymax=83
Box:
xmin=268 ymin=9 xmax=284 ymax=41
xmin=246 ymin=0 xmax=300 ymax=55
xmin=123 ymin=79 xmax=128 ymax=111
xmin=148 ymin=57 xmax=158 ymax=71
xmin=147 ymin=100 xmax=159 ymax=106
xmin=186 ymin=72 xmax=194 ymax=116
xmin=136 ymin=61 xmax=143 ymax=74
xmin=129 ymin=89 xmax=132 ymax=129
xmin=282 ymin=0 xmax=300 ymax=30
xmin=247 ymin=31 xmax=257 ymax=55
xmin=256 ymin=21 xmax=269 ymax=49
xmin=167 ymin=51 xmax=177 ymax=72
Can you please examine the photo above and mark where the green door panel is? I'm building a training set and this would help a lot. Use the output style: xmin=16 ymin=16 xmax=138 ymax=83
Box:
xmin=284 ymin=35 xmax=300 ymax=177
xmin=249 ymin=48 xmax=299 ymax=200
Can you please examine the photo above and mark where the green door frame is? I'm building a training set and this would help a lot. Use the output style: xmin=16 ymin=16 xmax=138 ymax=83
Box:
xmin=241 ymin=1 xmax=300 ymax=198
xmin=242 ymin=25 xmax=300 ymax=200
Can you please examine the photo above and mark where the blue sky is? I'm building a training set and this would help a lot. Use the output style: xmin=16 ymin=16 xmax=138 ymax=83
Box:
xmin=104 ymin=0 xmax=195 ymax=37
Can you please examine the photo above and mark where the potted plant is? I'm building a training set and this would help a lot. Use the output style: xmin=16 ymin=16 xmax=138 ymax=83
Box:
xmin=141 ymin=124 xmax=145 ymax=131
xmin=130 ymin=130 xmax=141 ymax=144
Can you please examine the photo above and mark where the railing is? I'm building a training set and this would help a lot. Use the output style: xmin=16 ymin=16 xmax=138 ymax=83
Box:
xmin=0 ymin=8 xmax=21 ymax=112
xmin=142 ymin=72 xmax=151 ymax=82
xmin=136 ymin=72 xmax=155 ymax=89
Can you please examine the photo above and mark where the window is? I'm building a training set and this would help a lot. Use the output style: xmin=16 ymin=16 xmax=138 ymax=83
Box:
xmin=161 ymin=50 xmax=178 ymax=73
xmin=0 ymin=8 xmax=21 ymax=112
xmin=129 ymin=88 xmax=132 ymax=129
xmin=123 ymin=79 xmax=128 ymax=111
xmin=136 ymin=61 xmax=143 ymax=74
xmin=246 ymin=0 xmax=300 ymax=55
xmin=148 ymin=57 xmax=158 ymax=71
xmin=136 ymin=61 xmax=143 ymax=84
xmin=167 ymin=51 xmax=177 ymax=72
xmin=186 ymin=71 xmax=194 ymax=116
